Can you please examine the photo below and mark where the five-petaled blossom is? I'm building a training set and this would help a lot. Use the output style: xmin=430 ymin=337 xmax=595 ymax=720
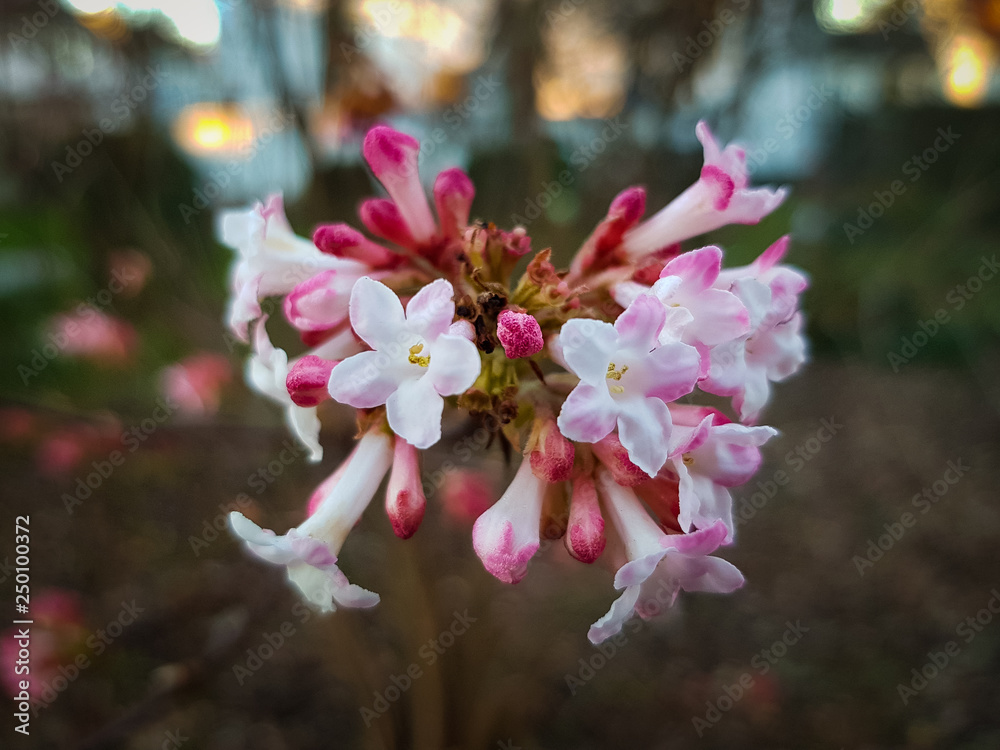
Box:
xmin=327 ymin=277 xmax=481 ymax=449
xmin=221 ymin=121 xmax=807 ymax=644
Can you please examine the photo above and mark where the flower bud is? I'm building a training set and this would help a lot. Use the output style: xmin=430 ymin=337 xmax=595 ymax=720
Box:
xmin=565 ymin=474 xmax=606 ymax=563
xmin=528 ymin=416 xmax=574 ymax=483
xmin=312 ymin=223 xmax=398 ymax=267
xmin=286 ymin=355 xmax=336 ymax=407
xmin=385 ymin=438 xmax=426 ymax=539
xmin=497 ymin=309 xmax=544 ymax=360
xmin=433 ymin=167 xmax=475 ymax=239
xmin=592 ymin=433 xmax=647 ymax=486
xmin=360 ymin=198 xmax=416 ymax=249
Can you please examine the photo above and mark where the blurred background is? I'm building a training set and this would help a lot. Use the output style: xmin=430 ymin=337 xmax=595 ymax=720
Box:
xmin=1 ymin=0 xmax=999 ymax=747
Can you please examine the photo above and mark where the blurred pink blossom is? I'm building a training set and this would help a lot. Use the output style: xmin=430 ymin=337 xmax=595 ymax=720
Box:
xmin=47 ymin=309 xmax=136 ymax=363
xmin=160 ymin=353 xmax=232 ymax=417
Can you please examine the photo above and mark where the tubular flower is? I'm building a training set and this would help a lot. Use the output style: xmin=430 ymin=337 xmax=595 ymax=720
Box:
xmin=230 ymin=428 xmax=392 ymax=612
xmin=621 ymin=121 xmax=787 ymax=260
xmin=221 ymin=122 xmax=807 ymax=642
xmin=588 ymin=468 xmax=744 ymax=644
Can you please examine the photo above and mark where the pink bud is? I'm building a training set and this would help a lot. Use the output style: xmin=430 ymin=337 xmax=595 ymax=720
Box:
xmin=528 ymin=417 xmax=574 ymax=483
xmin=362 ymin=125 xmax=436 ymax=242
xmin=385 ymin=438 xmax=426 ymax=539
xmin=497 ymin=309 xmax=543 ymax=359
xmin=565 ymin=475 xmax=606 ymax=563
xmin=433 ymin=167 xmax=475 ymax=238
xmin=284 ymin=270 xmax=350 ymax=332
xmin=285 ymin=355 xmax=336 ymax=407
xmin=567 ymin=186 xmax=646 ymax=281
xmin=592 ymin=433 xmax=647 ymax=486
xmin=312 ymin=223 xmax=398 ymax=268
xmin=359 ymin=198 xmax=416 ymax=249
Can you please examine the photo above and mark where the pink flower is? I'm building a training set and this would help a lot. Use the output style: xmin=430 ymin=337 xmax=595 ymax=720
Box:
xmin=283 ymin=268 xmax=362 ymax=333
xmin=588 ymin=468 xmax=744 ymax=644
xmin=556 ymin=295 xmax=701 ymax=476
xmin=472 ymin=457 xmax=547 ymax=584
xmin=666 ymin=406 xmax=777 ymax=541
xmin=622 ymin=122 xmax=787 ymax=260
xmin=363 ymin=126 xmax=438 ymax=244
xmin=2 ymin=589 xmax=86 ymax=699
xmin=497 ymin=309 xmax=544 ymax=359
xmin=160 ymin=353 xmax=231 ymax=417
xmin=328 ymin=277 xmax=481 ymax=449
xmin=218 ymin=195 xmax=368 ymax=341
xmin=614 ymin=245 xmax=750 ymax=349
xmin=48 ymin=309 xmax=136 ymax=363
xmin=701 ymin=238 xmax=809 ymax=421
xmin=229 ymin=428 xmax=392 ymax=612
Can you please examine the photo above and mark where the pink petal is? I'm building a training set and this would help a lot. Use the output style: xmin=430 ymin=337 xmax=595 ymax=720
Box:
xmin=614 ymin=294 xmax=665 ymax=351
xmin=662 ymin=245 xmax=723 ymax=293
xmin=557 ymin=383 xmax=618 ymax=444
xmin=405 ymin=278 xmax=456 ymax=341
xmin=359 ymin=198 xmax=416 ymax=249
xmin=641 ymin=341 xmax=701 ymax=403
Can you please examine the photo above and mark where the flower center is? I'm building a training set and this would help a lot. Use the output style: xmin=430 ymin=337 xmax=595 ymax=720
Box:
xmin=606 ymin=362 xmax=628 ymax=394
xmin=682 ymin=453 xmax=695 ymax=467
xmin=408 ymin=343 xmax=431 ymax=367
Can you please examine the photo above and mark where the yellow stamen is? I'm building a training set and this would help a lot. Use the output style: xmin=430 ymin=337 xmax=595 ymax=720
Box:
xmin=606 ymin=362 xmax=628 ymax=380
xmin=682 ymin=453 xmax=694 ymax=467
xmin=606 ymin=362 xmax=628 ymax=394
xmin=408 ymin=343 xmax=430 ymax=367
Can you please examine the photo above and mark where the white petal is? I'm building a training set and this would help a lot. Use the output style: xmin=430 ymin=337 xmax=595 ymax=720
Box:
xmin=386 ymin=376 xmax=444 ymax=449
xmin=349 ymin=276 xmax=407 ymax=350
xmin=427 ymin=334 xmax=481 ymax=395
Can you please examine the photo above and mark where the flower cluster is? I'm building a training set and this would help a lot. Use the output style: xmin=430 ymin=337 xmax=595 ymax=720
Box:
xmin=219 ymin=123 xmax=807 ymax=643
